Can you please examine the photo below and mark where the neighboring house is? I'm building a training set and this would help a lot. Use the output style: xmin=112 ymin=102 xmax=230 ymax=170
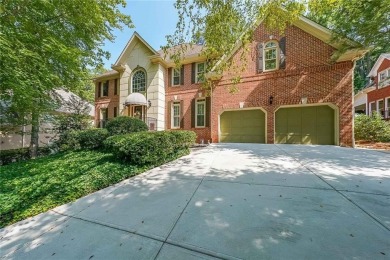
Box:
xmin=354 ymin=84 xmax=375 ymax=115
xmin=366 ymin=54 xmax=390 ymax=119
xmin=94 ymin=15 xmax=367 ymax=146
xmin=0 ymin=89 xmax=94 ymax=150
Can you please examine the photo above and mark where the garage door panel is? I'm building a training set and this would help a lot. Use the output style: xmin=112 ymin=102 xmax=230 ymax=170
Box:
xmin=220 ymin=110 xmax=265 ymax=143
xmin=275 ymin=106 xmax=334 ymax=145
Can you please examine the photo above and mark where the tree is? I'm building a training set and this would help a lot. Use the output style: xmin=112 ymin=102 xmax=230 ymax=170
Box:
xmin=307 ymin=0 xmax=390 ymax=92
xmin=165 ymin=0 xmax=387 ymax=92
xmin=0 ymin=0 xmax=132 ymax=157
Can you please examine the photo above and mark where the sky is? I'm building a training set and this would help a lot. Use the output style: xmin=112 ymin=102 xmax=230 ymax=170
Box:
xmin=102 ymin=0 xmax=178 ymax=69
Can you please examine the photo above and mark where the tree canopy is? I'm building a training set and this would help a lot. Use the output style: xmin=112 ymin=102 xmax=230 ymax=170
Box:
xmin=0 ymin=0 xmax=132 ymax=155
xmin=165 ymin=0 xmax=389 ymax=92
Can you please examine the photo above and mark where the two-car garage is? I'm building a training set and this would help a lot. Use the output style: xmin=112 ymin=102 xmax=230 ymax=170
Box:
xmin=219 ymin=105 xmax=336 ymax=145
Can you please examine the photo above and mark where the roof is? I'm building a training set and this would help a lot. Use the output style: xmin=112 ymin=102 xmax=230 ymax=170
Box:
xmin=54 ymin=89 xmax=95 ymax=117
xmin=367 ymin=53 xmax=390 ymax=77
xmin=93 ymin=70 xmax=119 ymax=80
xmin=157 ymin=44 xmax=204 ymax=63
xmin=114 ymin=32 xmax=158 ymax=66
xmin=210 ymin=13 xmax=369 ymax=74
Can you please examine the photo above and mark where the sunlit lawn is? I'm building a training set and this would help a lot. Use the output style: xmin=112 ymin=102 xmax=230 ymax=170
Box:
xmin=0 ymin=150 xmax=148 ymax=228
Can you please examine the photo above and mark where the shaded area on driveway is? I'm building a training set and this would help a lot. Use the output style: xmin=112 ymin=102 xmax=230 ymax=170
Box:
xmin=1 ymin=144 xmax=389 ymax=259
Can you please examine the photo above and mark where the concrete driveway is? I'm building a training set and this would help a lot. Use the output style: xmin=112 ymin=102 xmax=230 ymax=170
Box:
xmin=1 ymin=144 xmax=389 ymax=259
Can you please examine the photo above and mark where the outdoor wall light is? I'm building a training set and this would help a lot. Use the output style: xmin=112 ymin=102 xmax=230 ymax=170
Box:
xmin=269 ymin=96 xmax=274 ymax=105
xmin=148 ymin=100 xmax=152 ymax=108
xmin=239 ymin=102 xmax=245 ymax=108
xmin=174 ymin=95 xmax=178 ymax=100
xmin=301 ymin=97 xmax=308 ymax=104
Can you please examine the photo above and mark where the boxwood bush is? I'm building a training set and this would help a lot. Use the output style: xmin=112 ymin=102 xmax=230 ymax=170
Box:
xmin=355 ymin=113 xmax=390 ymax=142
xmin=105 ymin=116 xmax=148 ymax=135
xmin=57 ymin=128 xmax=109 ymax=151
xmin=104 ymin=130 xmax=196 ymax=165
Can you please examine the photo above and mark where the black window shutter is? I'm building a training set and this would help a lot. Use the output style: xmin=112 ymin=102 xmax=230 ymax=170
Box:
xmin=114 ymin=79 xmax=117 ymax=95
xmin=257 ymin=43 xmax=263 ymax=73
xmin=114 ymin=107 xmax=117 ymax=117
xmin=168 ymin=101 xmax=172 ymax=129
xmin=191 ymin=99 xmax=196 ymax=128
xmin=180 ymin=100 xmax=184 ymax=128
xmin=98 ymin=82 xmax=101 ymax=97
xmin=180 ymin=66 xmax=184 ymax=85
xmin=191 ymin=63 xmax=196 ymax=84
xmin=205 ymin=97 xmax=211 ymax=127
xmin=279 ymin=37 xmax=286 ymax=69
xmin=168 ymin=68 xmax=172 ymax=87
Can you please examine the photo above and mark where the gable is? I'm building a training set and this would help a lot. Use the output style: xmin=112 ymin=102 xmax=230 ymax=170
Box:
xmin=368 ymin=54 xmax=390 ymax=77
xmin=114 ymin=32 xmax=157 ymax=66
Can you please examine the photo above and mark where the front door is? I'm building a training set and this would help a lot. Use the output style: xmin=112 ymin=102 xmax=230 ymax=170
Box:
xmin=129 ymin=105 xmax=146 ymax=122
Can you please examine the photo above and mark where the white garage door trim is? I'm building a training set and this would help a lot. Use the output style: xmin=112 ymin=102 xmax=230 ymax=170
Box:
xmin=274 ymin=103 xmax=339 ymax=146
xmin=218 ymin=107 xmax=268 ymax=143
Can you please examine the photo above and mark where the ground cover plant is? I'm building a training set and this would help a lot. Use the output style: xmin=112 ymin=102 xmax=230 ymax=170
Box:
xmin=0 ymin=150 xmax=147 ymax=228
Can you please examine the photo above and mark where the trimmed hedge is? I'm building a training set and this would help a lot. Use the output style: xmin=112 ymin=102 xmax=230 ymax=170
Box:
xmin=104 ymin=130 xmax=196 ymax=166
xmin=57 ymin=128 xmax=109 ymax=151
xmin=355 ymin=113 xmax=390 ymax=142
xmin=105 ymin=116 xmax=148 ymax=136
xmin=0 ymin=147 xmax=51 ymax=165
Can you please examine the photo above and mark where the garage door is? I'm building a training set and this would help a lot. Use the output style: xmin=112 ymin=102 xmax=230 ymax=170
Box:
xmin=275 ymin=106 xmax=335 ymax=145
xmin=220 ymin=110 xmax=265 ymax=143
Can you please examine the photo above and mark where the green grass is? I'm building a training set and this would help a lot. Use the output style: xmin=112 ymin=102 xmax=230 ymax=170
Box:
xmin=0 ymin=150 xmax=149 ymax=228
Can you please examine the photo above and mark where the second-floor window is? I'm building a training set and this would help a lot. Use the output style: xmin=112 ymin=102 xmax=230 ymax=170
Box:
xmin=102 ymin=81 xmax=109 ymax=96
xmin=264 ymin=41 xmax=278 ymax=71
xmin=172 ymin=68 xmax=181 ymax=86
xmin=132 ymin=70 xmax=146 ymax=93
xmin=196 ymin=62 xmax=205 ymax=83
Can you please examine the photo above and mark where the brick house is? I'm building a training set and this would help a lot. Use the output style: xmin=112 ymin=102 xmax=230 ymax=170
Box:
xmin=94 ymin=16 xmax=367 ymax=146
xmin=366 ymin=54 xmax=390 ymax=119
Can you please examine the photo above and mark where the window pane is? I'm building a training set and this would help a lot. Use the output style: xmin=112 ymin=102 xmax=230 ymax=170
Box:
xmin=265 ymin=42 xmax=277 ymax=48
xmin=132 ymin=71 xmax=146 ymax=92
xmin=265 ymin=60 xmax=277 ymax=70
xmin=197 ymin=115 xmax=205 ymax=126
xmin=197 ymin=63 xmax=205 ymax=72
xmin=173 ymin=76 xmax=180 ymax=85
xmin=174 ymin=105 xmax=180 ymax=116
xmin=174 ymin=117 xmax=180 ymax=127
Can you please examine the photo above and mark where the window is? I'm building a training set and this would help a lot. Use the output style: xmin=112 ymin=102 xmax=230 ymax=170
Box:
xmin=132 ymin=70 xmax=146 ymax=93
xmin=172 ymin=102 xmax=180 ymax=128
xmin=196 ymin=99 xmax=206 ymax=127
xmin=263 ymin=41 xmax=278 ymax=71
xmin=369 ymin=101 xmax=376 ymax=116
xmin=196 ymin=62 xmax=205 ymax=83
xmin=172 ymin=68 xmax=181 ymax=86
xmin=379 ymin=71 xmax=386 ymax=82
xmin=101 ymin=81 xmax=109 ymax=96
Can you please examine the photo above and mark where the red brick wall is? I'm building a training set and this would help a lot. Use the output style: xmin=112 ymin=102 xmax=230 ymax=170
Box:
xmin=165 ymin=64 xmax=212 ymax=143
xmin=367 ymin=87 xmax=390 ymax=104
xmin=165 ymin=24 xmax=355 ymax=146
xmin=95 ymin=78 xmax=120 ymax=126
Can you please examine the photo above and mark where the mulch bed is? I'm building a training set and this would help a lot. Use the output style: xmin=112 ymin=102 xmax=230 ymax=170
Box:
xmin=355 ymin=140 xmax=390 ymax=151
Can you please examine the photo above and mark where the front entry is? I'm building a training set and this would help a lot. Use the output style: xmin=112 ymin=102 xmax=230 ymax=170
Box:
xmin=220 ymin=109 xmax=266 ymax=143
xmin=275 ymin=105 xmax=335 ymax=145
xmin=128 ymin=105 xmax=146 ymax=122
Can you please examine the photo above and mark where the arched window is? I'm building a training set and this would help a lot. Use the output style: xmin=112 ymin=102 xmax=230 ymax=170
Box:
xmin=263 ymin=41 xmax=278 ymax=71
xmin=131 ymin=70 xmax=146 ymax=93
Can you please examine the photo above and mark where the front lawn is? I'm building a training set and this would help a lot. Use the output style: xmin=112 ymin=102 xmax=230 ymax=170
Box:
xmin=0 ymin=150 xmax=148 ymax=228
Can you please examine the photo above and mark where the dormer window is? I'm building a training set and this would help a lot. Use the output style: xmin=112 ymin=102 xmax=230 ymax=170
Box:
xmin=263 ymin=41 xmax=279 ymax=71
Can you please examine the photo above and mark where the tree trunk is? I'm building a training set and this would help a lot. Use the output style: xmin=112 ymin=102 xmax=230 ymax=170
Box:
xmin=29 ymin=110 xmax=39 ymax=158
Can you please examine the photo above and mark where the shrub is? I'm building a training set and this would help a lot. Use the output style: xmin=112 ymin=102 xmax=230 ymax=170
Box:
xmin=0 ymin=147 xmax=51 ymax=165
xmin=104 ymin=130 xmax=196 ymax=166
xmin=105 ymin=116 xmax=148 ymax=135
xmin=355 ymin=113 xmax=390 ymax=142
xmin=57 ymin=128 xmax=109 ymax=151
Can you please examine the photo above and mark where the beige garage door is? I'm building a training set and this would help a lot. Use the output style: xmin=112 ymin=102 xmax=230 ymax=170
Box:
xmin=275 ymin=106 xmax=335 ymax=145
xmin=220 ymin=110 xmax=265 ymax=143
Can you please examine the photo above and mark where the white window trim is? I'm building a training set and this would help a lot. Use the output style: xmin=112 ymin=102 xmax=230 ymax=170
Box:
xmin=172 ymin=68 xmax=181 ymax=86
xmin=386 ymin=97 xmax=390 ymax=118
xmin=131 ymin=70 xmax=147 ymax=94
xmin=195 ymin=99 xmax=206 ymax=128
xmin=100 ymin=81 xmax=109 ymax=97
xmin=195 ymin=62 xmax=206 ymax=83
xmin=263 ymin=40 xmax=279 ymax=72
xmin=171 ymin=102 xmax=181 ymax=129
xmin=369 ymin=101 xmax=375 ymax=116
